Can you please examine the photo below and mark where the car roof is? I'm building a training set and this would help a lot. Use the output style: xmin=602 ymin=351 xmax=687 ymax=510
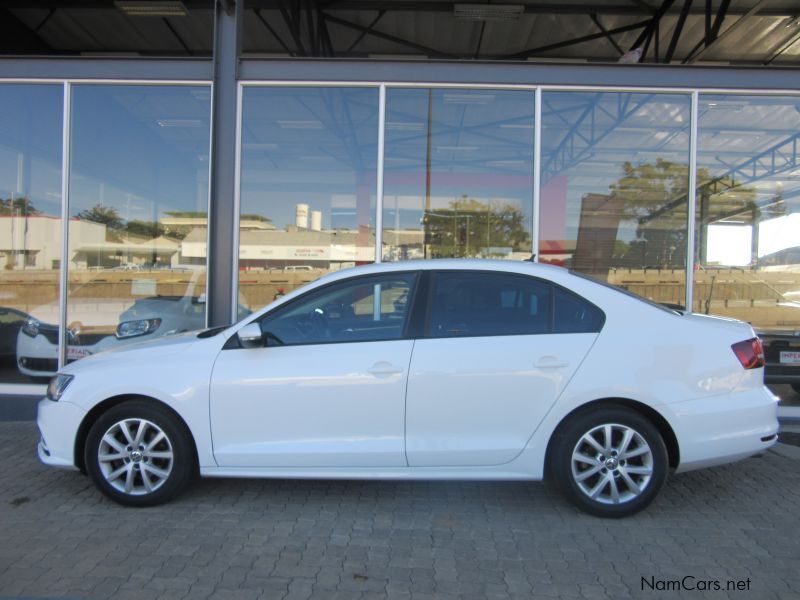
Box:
xmin=318 ymin=258 xmax=567 ymax=282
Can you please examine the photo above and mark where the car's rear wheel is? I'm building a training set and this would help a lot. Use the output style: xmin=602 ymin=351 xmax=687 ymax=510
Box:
xmin=85 ymin=400 xmax=195 ymax=506
xmin=551 ymin=407 xmax=668 ymax=518
xmin=791 ymin=383 xmax=800 ymax=395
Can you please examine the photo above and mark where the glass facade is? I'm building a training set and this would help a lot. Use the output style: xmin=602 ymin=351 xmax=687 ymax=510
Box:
xmin=237 ymin=86 xmax=379 ymax=311
xmin=693 ymin=95 xmax=800 ymax=332
xmin=539 ymin=92 xmax=692 ymax=308
xmin=0 ymin=83 xmax=211 ymax=384
xmin=0 ymin=84 xmax=63 ymax=383
xmin=382 ymin=88 xmax=534 ymax=261
xmin=1 ymin=78 xmax=799 ymax=386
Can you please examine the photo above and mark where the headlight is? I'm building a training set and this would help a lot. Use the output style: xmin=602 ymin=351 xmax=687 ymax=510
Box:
xmin=21 ymin=317 xmax=40 ymax=338
xmin=116 ymin=318 xmax=162 ymax=339
xmin=46 ymin=374 xmax=74 ymax=401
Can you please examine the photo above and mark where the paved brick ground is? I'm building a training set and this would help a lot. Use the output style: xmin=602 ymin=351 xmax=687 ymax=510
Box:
xmin=0 ymin=422 xmax=798 ymax=600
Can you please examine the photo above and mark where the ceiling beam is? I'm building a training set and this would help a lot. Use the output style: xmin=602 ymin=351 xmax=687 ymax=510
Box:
xmin=590 ymin=13 xmax=625 ymax=56
xmin=343 ymin=9 xmax=384 ymax=54
xmin=323 ymin=11 xmax=456 ymax=58
xmin=0 ymin=7 xmax=53 ymax=53
xmin=664 ymin=0 xmax=692 ymax=63
xmin=505 ymin=19 xmax=652 ymax=60
xmin=628 ymin=0 xmax=675 ymax=54
xmin=253 ymin=8 xmax=294 ymax=55
xmin=682 ymin=0 xmax=731 ymax=62
xmin=685 ymin=0 xmax=767 ymax=63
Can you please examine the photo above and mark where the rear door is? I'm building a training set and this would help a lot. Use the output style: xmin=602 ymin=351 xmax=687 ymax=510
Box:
xmin=405 ymin=270 xmax=603 ymax=467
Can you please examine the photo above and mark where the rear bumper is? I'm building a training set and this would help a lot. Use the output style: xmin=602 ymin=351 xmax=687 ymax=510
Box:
xmin=37 ymin=398 xmax=85 ymax=470
xmin=669 ymin=386 xmax=779 ymax=473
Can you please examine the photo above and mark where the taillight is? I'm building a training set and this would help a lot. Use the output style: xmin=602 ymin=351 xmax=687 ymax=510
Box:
xmin=731 ymin=337 xmax=765 ymax=369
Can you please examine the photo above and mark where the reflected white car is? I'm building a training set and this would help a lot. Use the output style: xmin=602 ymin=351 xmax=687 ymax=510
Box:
xmin=37 ymin=260 xmax=778 ymax=517
xmin=17 ymin=296 xmax=208 ymax=378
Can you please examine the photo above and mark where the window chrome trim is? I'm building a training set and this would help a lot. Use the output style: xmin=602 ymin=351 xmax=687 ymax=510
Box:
xmin=231 ymin=82 xmax=244 ymax=324
xmin=532 ymin=87 xmax=542 ymax=262
xmin=58 ymin=82 xmax=71 ymax=371
xmin=686 ymin=91 xmax=699 ymax=313
xmin=205 ymin=80 xmax=216 ymax=329
xmin=375 ymin=84 xmax=387 ymax=264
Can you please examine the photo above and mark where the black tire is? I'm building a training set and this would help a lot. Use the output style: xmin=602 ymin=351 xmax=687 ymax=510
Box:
xmin=84 ymin=400 xmax=196 ymax=507
xmin=550 ymin=406 xmax=668 ymax=518
xmin=791 ymin=383 xmax=800 ymax=395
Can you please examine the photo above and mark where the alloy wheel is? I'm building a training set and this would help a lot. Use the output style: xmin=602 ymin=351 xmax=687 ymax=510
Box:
xmin=97 ymin=418 xmax=174 ymax=496
xmin=570 ymin=423 xmax=654 ymax=505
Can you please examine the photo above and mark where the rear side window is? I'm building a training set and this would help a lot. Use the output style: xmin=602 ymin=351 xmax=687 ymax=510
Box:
xmin=553 ymin=287 xmax=605 ymax=333
xmin=427 ymin=271 xmax=605 ymax=338
xmin=428 ymin=272 xmax=552 ymax=337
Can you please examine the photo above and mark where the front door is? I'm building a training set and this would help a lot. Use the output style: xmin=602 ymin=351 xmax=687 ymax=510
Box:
xmin=210 ymin=271 xmax=418 ymax=468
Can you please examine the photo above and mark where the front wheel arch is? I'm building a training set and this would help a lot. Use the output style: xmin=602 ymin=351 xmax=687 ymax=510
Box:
xmin=544 ymin=398 xmax=680 ymax=479
xmin=74 ymin=394 xmax=198 ymax=475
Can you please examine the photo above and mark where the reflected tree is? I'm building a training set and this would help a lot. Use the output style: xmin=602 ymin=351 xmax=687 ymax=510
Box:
xmin=0 ymin=197 xmax=39 ymax=216
xmin=424 ymin=195 xmax=530 ymax=258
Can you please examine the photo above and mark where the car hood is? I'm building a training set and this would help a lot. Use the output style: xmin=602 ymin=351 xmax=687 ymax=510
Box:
xmin=62 ymin=329 xmax=201 ymax=372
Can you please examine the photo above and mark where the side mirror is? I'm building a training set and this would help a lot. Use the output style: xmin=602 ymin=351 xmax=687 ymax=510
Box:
xmin=237 ymin=323 xmax=263 ymax=348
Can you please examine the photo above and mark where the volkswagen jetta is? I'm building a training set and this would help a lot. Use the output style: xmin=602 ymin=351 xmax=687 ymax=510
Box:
xmin=37 ymin=260 xmax=779 ymax=517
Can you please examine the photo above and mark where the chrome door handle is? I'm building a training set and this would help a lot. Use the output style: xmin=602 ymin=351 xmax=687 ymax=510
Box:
xmin=535 ymin=357 xmax=569 ymax=369
xmin=367 ymin=362 xmax=404 ymax=376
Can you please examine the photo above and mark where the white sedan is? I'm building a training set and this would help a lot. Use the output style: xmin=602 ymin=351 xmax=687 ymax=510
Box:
xmin=37 ymin=260 xmax=779 ymax=517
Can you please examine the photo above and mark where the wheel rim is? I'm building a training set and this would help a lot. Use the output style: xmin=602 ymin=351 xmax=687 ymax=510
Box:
xmin=97 ymin=418 xmax=174 ymax=496
xmin=571 ymin=423 xmax=654 ymax=505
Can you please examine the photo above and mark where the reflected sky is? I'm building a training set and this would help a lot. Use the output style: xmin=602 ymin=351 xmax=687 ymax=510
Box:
xmin=0 ymin=84 xmax=63 ymax=218
xmin=69 ymin=85 xmax=211 ymax=224
xmin=240 ymin=86 xmax=379 ymax=231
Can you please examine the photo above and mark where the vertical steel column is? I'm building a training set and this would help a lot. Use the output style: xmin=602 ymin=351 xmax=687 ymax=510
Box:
xmin=57 ymin=82 xmax=71 ymax=370
xmin=532 ymin=87 xmax=542 ymax=261
xmin=375 ymin=84 xmax=386 ymax=263
xmin=685 ymin=91 xmax=699 ymax=313
xmin=209 ymin=0 xmax=241 ymax=326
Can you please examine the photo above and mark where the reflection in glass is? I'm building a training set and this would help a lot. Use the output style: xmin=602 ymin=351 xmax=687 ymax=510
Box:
xmin=539 ymin=92 xmax=691 ymax=307
xmin=382 ymin=88 xmax=534 ymax=262
xmin=237 ymin=87 xmax=379 ymax=311
xmin=694 ymin=95 xmax=800 ymax=332
xmin=0 ymin=84 xmax=63 ymax=383
xmin=53 ymin=85 xmax=211 ymax=374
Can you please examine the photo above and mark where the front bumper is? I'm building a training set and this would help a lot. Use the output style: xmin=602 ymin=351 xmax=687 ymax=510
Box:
xmin=669 ymin=386 xmax=779 ymax=473
xmin=37 ymin=398 xmax=86 ymax=470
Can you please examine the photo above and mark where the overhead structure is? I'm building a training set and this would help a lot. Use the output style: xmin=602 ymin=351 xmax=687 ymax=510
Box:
xmin=1 ymin=0 xmax=799 ymax=65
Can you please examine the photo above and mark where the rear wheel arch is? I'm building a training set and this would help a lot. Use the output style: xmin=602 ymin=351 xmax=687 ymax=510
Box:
xmin=545 ymin=398 xmax=680 ymax=475
xmin=74 ymin=394 xmax=198 ymax=474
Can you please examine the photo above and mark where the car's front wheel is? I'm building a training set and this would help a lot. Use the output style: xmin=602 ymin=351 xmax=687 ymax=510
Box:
xmin=85 ymin=400 xmax=195 ymax=506
xmin=791 ymin=383 xmax=800 ymax=395
xmin=550 ymin=407 xmax=668 ymax=518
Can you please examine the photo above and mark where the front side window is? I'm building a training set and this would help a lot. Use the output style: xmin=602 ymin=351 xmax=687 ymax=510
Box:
xmin=428 ymin=272 xmax=552 ymax=337
xmin=259 ymin=273 xmax=417 ymax=346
